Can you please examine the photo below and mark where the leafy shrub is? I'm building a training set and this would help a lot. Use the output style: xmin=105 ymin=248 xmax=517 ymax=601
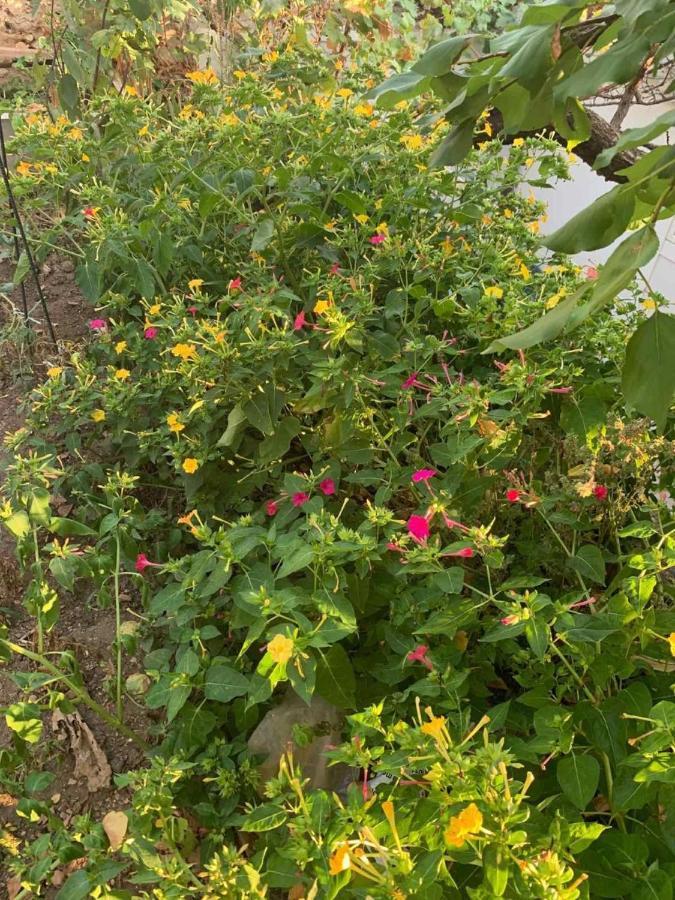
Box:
xmin=1 ymin=42 xmax=674 ymax=898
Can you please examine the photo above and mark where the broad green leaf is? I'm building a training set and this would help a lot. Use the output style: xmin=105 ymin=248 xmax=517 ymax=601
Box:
xmin=596 ymin=108 xmax=675 ymax=169
xmin=48 ymin=517 xmax=97 ymax=537
xmin=569 ymin=545 xmax=605 ymax=584
xmin=553 ymin=96 xmax=591 ymax=144
xmin=258 ymin=417 xmax=302 ymax=463
xmin=484 ymin=290 xmax=582 ymax=352
xmin=129 ymin=0 xmax=152 ymax=19
xmin=544 ymin=185 xmax=635 ymax=253
xmin=277 ymin=543 xmax=314 ymax=578
xmin=217 ymin=404 xmax=247 ymax=448
xmin=57 ymin=73 xmax=79 ymax=113
xmin=5 ymin=703 xmax=43 ymax=744
xmin=166 ymin=685 xmax=191 ymax=722
xmin=12 ymin=251 xmax=30 ymax=286
xmin=315 ymin=645 xmax=356 ymax=709
xmin=75 ymin=259 xmax=102 ymax=301
xmin=556 ymin=754 xmax=600 ymax=810
xmin=241 ymin=802 xmax=287 ymax=832
xmin=251 ymin=218 xmax=275 ymax=252
xmin=430 ymin=118 xmax=475 ymax=168
xmin=499 ymin=25 xmax=555 ymax=90
xmin=244 ymin=383 xmax=284 ymax=436
xmin=203 ymin=664 xmax=249 ymax=703
xmin=56 ymin=870 xmax=91 ymax=900
xmin=413 ymin=35 xmax=478 ymax=77
xmin=622 ymin=311 xmax=675 ymax=430
xmin=559 ymin=31 xmax=652 ymax=99
xmin=134 ymin=259 xmax=155 ymax=300
xmin=524 ymin=618 xmax=550 ymax=661
xmin=24 ymin=770 xmax=55 ymax=794
xmin=3 ymin=510 xmax=30 ymax=538
xmin=364 ymin=71 xmax=430 ymax=109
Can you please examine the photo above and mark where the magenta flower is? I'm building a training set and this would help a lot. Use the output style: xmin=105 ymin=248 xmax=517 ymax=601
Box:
xmin=292 ymin=492 xmax=310 ymax=507
xmin=228 ymin=276 xmax=242 ymax=291
xmin=407 ymin=644 xmax=433 ymax=670
xmin=369 ymin=233 xmax=386 ymax=245
xmin=89 ymin=318 xmax=106 ymax=331
xmin=407 ymin=514 xmax=430 ymax=543
xmin=401 ymin=372 xmax=419 ymax=390
xmin=506 ymin=489 xmax=522 ymax=503
xmin=549 ymin=386 xmax=572 ymax=394
xmin=412 ymin=468 xmax=436 ymax=484
xmin=442 ymin=514 xmax=468 ymax=532
xmin=387 ymin=541 xmax=405 ymax=553
xmin=265 ymin=500 xmax=279 ymax=516
xmin=294 ymin=311 xmax=306 ymax=331
xmin=447 ymin=546 xmax=474 ymax=558
xmin=135 ymin=553 xmax=158 ymax=574
xmin=330 ymin=262 xmax=341 ymax=275
xmin=319 ymin=478 xmax=336 ymax=496
xmin=187 ymin=305 xmax=198 ymax=317
xmin=593 ymin=485 xmax=608 ymax=500
xmin=144 ymin=326 xmax=158 ymax=339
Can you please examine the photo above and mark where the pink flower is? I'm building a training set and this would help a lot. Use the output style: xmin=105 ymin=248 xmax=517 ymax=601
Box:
xmin=330 ymin=262 xmax=341 ymax=275
xmin=89 ymin=318 xmax=106 ymax=331
xmin=291 ymin=492 xmax=310 ymax=507
xmin=584 ymin=265 xmax=598 ymax=280
xmin=593 ymin=485 xmax=608 ymax=500
xmin=228 ymin=277 xmax=242 ymax=291
xmin=293 ymin=311 xmax=307 ymax=331
xmin=187 ymin=305 xmax=198 ymax=316
xmin=407 ymin=644 xmax=433 ymax=670
xmin=448 ymin=546 xmax=474 ymax=558
xmin=265 ymin=500 xmax=279 ymax=516
xmin=442 ymin=515 xmax=468 ymax=531
xmin=144 ymin=326 xmax=158 ymax=339
xmin=407 ymin=514 xmax=430 ymax=543
xmin=549 ymin=386 xmax=572 ymax=394
xmin=319 ymin=478 xmax=336 ymax=496
xmin=387 ymin=541 xmax=405 ymax=553
xmin=82 ymin=206 xmax=97 ymax=220
xmin=135 ymin=553 xmax=158 ymax=574
xmin=369 ymin=233 xmax=386 ymax=245
xmin=506 ymin=489 xmax=522 ymax=503
xmin=501 ymin=615 xmax=519 ymax=626
xmin=412 ymin=468 xmax=436 ymax=484
xmin=401 ymin=372 xmax=419 ymax=390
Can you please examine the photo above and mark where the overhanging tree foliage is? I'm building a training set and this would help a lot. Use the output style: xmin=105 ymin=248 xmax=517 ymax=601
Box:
xmin=368 ymin=0 xmax=675 ymax=428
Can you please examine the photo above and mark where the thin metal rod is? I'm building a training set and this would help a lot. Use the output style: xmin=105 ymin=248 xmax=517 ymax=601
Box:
xmin=0 ymin=119 xmax=57 ymax=345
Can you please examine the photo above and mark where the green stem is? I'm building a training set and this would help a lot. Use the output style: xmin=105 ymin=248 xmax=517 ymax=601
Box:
xmin=114 ymin=530 xmax=124 ymax=722
xmin=601 ymin=750 xmax=626 ymax=832
xmin=2 ymin=639 xmax=146 ymax=749
xmin=551 ymin=640 xmax=596 ymax=704
xmin=32 ymin=525 xmax=44 ymax=655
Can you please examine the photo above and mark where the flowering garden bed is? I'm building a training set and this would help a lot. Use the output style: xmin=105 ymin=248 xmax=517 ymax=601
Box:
xmin=1 ymin=40 xmax=674 ymax=898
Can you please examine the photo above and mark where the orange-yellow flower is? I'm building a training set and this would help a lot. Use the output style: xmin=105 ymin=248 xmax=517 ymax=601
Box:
xmin=188 ymin=278 xmax=204 ymax=291
xmin=420 ymin=715 xmax=446 ymax=739
xmin=484 ymin=286 xmax=503 ymax=299
xmin=668 ymin=633 xmax=675 ymax=657
xmin=400 ymin=134 xmax=424 ymax=151
xmin=171 ymin=343 xmax=197 ymax=361
xmin=167 ymin=413 xmax=185 ymax=433
xmin=182 ymin=458 xmax=199 ymax=474
xmin=91 ymin=409 xmax=106 ymax=422
xmin=114 ymin=340 xmax=127 ymax=354
xmin=329 ymin=843 xmax=351 ymax=876
xmin=444 ymin=803 xmax=483 ymax=848
xmin=178 ymin=509 xmax=197 ymax=525
xmin=114 ymin=369 xmax=131 ymax=381
xmin=267 ymin=633 xmax=294 ymax=665
xmin=186 ymin=68 xmax=218 ymax=86
xmin=46 ymin=366 xmax=63 ymax=378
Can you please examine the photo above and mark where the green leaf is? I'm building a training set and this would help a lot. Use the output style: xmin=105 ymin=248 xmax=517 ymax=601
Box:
xmin=129 ymin=0 xmax=152 ymax=19
xmin=134 ymin=259 xmax=155 ymax=300
xmin=24 ymin=771 xmax=55 ymax=794
xmin=596 ymin=108 xmax=675 ymax=169
xmin=203 ymin=664 xmax=249 ymax=703
xmin=75 ymin=259 xmax=102 ymax=302
xmin=258 ymin=417 xmax=301 ymax=463
xmin=499 ymin=25 xmax=555 ymax=91
xmin=56 ymin=870 xmax=91 ymax=900
xmin=412 ymin=35 xmax=478 ymax=77
xmin=569 ymin=545 xmax=605 ymax=584
xmin=217 ymin=404 xmax=247 ymax=448
xmin=556 ymin=754 xmax=600 ymax=810
xmin=48 ymin=517 xmax=97 ymax=537
xmin=524 ymin=618 xmax=550 ymax=661
xmin=3 ymin=510 xmax=30 ymax=538
xmin=482 ymin=844 xmax=508 ymax=896
xmin=364 ymin=71 xmax=430 ymax=109
xmin=277 ymin=543 xmax=314 ymax=579
xmin=251 ymin=218 xmax=275 ymax=252
xmin=315 ymin=645 xmax=356 ymax=710
xmin=5 ymin=703 xmax=43 ymax=744
xmin=166 ymin=685 xmax=191 ymax=722
xmin=241 ymin=802 xmax=287 ymax=832
xmin=244 ymin=383 xmax=284 ymax=436
xmin=484 ymin=289 xmax=582 ymax=352
xmin=543 ymin=185 xmax=635 ymax=253
xmin=560 ymin=31 xmax=652 ymax=100
xmin=57 ymin=73 xmax=79 ymax=113
xmin=429 ymin=118 xmax=475 ymax=168
xmin=12 ymin=251 xmax=30 ymax=286
xmin=622 ymin=311 xmax=675 ymax=430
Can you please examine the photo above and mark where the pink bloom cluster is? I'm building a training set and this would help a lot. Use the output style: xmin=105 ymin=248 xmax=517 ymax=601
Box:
xmin=265 ymin=479 xmax=336 ymax=516
xmin=89 ymin=318 xmax=107 ymax=331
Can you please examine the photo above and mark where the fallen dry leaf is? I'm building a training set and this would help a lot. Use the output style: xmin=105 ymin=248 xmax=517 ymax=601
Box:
xmin=102 ymin=810 xmax=128 ymax=851
xmin=51 ymin=710 xmax=112 ymax=792
xmin=6 ymin=877 xmax=21 ymax=900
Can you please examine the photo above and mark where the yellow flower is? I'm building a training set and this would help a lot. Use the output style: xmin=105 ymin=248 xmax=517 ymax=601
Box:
xmin=336 ymin=87 xmax=353 ymax=99
xmin=528 ymin=220 xmax=540 ymax=234
xmin=354 ymin=102 xmax=374 ymax=117
xmin=221 ymin=113 xmax=240 ymax=127
xmin=313 ymin=295 xmax=333 ymax=315
xmin=353 ymin=214 xmax=369 ymax=225
xmin=334 ymin=59 xmax=344 ymax=71
xmin=182 ymin=457 xmax=199 ymax=474
xmin=123 ymin=85 xmax=139 ymax=96
xmin=483 ymin=120 xmax=493 ymax=137
xmin=67 ymin=127 xmax=83 ymax=140
xmin=178 ymin=509 xmax=197 ymax=525
xmin=267 ymin=633 xmax=294 ymax=665
xmin=329 ymin=843 xmax=351 ymax=876
xmin=114 ymin=340 xmax=127 ymax=354
xmin=503 ymin=208 xmax=513 ymax=219
xmin=668 ymin=633 xmax=675 ymax=657
xmin=444 ymin=803 xmax=483 ymax=848
xmin=44 ymin=163 xmax=58 ymax=175
xmin=177 ymin=198 xmax=191 ymax=209
xmin=138 ymin=125 xmax=149 ymax=137
xmin=271 ymin=87 xmax=283 ymax=100
xmin=642 ymin=298 xmax=657 ymax=310
xmin=233 ymin=69 xmax=247 ymax=80
xmin=420 ymin=715 xmax=446 ymax=739
xmin=16 ymin=161 xmax=33 ymax=177
xmin=46 ymin=366 xmax=63 ymax=378
xmin=262 ymin=50 xmax=279 ymax=63
xmin=167 ymin=413 xmax=185 ymax=433
xmin=512 ymin=137 xmax=525 ymax=148
xmin=324 ymin=220 xmax=337 ymax=232
xmin=149 ymin=303 xmax=161 ymax=315
xmin=25 ymin=112 xmax=43 ymax=126
xmin=188 ymin=278 xmax=204 ymax=291
xmin=400 ymin=134 xmax=424 ymax=151
xmin=313 ymin=94 xmax=331 ymax=109
xmin=114 ymin=369 xmax=131 ymax=381
xmin=484 ymin=286 xmax=504 ymax=299
xmin=519 ymin=263 xmax=531 ymax=280
xmin=91 ymin=409 xmax=106 ymax=422
xmin=186 ymin=69 xmax=218 ymax=86
xmin=81 ymin=153 xmax=90 ymax=162
xmin=394 ymin=99 xmax=408 ymax=110
xmin=376 ymin=221 xmax=389 ymax=236
xmin=171 ymin=343 xmax=197 ymax=361
xmin=545 ymin=289 xmax=567 ymax=310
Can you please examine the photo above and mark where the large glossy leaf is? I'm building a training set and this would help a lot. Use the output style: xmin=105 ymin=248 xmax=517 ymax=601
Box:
xmin=364 ymin=71 xmax=430 ymax=109
xmin=413 ymin=34 xmax=479 ymax=77
xmin=543 ymin=185 xmax=635 ymax=253
xmin=430 ymin=118 xmax=475 ymax=168
xmin=203 ymin=664 xmax=250 ymax=702
xmin=559 ymin=31 xmax=652 ymax=99
xmin=315 ymin=645 xmax=356 ymax=709
xmin=557 ymin=754 xmax=600 ymax=810
xmin=499 ymin=25 xmax=555 ymax=90
xmin=622 ymin=311 xmax=675 ymax=430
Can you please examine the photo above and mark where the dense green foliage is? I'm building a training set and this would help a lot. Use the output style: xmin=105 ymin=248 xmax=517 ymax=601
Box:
xmin=0 ymin=26 xmax=674 ymax=900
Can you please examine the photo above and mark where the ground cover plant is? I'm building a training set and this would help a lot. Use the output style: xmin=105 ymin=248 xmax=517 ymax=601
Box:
xmin=0 ymin=20 xmax=674 ymax=900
